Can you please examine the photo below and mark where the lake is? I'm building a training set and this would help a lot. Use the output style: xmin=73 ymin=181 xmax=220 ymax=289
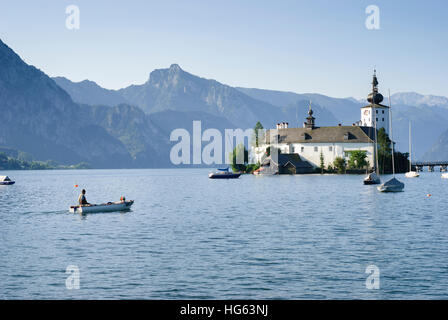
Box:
xmin=1 ymin=169 xmax=447 ymax=299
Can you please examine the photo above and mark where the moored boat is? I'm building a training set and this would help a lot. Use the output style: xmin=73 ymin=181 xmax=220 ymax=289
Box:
xmin=364 ymin=172 xmax=381 ymax=185
xmin=208 ymin=168 xmax=241 ymax=179
xmin=70 ymin=200 xmax=134 ymax=214
xmin=442 ymin=173 xmax=448 ymax=179
xmin=405 ymin=171 xmax=419 ymax=178
xmin=377 ymin=177 xmax=404 ymax=192
xmin=0 ymin=176 xmax=15 ymax=185
xmin=378 ymin=91 xmax=404 ymax=193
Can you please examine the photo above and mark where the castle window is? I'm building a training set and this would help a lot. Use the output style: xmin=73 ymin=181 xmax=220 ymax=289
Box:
xmin=376 ymin=118 xmax=378 ymax=122
xmin=301 ymin=133 xmax=311 ymax=140
xmin=278 ymin=135 xmax=287 ymax=142
xmin=329 ymin=146 xmax=333 ymax=152
xmin=382 ymin=118 xmax=384 ymax=121
xmin=382 ymin=110 xmax=385 ymax=114
xmin=314 ymin=147 xmax=318 ymax=152
xmin=376 ymin=110 xmax=378 ymax=114
xmin=301 ymin=147 xmax=305 ymax=152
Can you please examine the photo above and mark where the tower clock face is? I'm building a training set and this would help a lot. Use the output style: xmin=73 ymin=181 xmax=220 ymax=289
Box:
xmin=364 ymin=110 xmax=370 ymax=116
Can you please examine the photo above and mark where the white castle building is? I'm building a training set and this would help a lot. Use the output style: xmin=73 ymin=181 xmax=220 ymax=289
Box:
xmin=359 ymin=69 xmax=390 ymax=135
xmin=254 ymin=71 xmax=388 ymax=173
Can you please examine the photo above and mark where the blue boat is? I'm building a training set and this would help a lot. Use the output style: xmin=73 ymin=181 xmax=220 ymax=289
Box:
xmin=0 ymin=176 xmax=15 ymax=185
xmin=208 ymin=168 xmax=241 ymax=179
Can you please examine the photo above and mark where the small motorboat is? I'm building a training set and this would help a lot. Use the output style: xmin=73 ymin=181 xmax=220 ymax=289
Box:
xmin=405 ymin=171 xmax=420 ymax=178
xmin=363 ymin=172 xmax=381 ymax=185
xmin=377 ymin=177 xmax=404 ymax=192
xmin=70 ymin=200 xmax=134 ymax=214
xmin=0 ymin=176 xmax=15 ymax=185
xmin=208 ymin=168 xmax=241 ymax=179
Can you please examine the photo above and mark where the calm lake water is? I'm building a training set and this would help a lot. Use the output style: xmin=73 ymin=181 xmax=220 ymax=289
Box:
xmin=1 ymin=169 xmax=447 ymax=299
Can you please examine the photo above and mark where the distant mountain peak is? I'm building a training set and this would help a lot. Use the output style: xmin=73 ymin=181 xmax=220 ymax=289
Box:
xmin=79 ymin=79 xmax=98 ymax=85
xmin=146 ymin=64 xmax=189 ymax=87
xmin=391 ymin=91 xmax=448 ymax=107
xmin=169 ymin=63 xmax=182 ymax=71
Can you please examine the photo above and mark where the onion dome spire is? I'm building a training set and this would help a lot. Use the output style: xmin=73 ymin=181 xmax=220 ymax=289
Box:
xmin=367 ymin=69 xmax=384 ymax=104
xmin=308 ymin=100 xmax=314 ymax=116
xmin=305 ymin=100 xmax=315 ymax=129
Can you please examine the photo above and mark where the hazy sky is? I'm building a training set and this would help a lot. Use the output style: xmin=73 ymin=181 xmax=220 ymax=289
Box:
xmin=1 ymin=0 xmax=447 ymax=99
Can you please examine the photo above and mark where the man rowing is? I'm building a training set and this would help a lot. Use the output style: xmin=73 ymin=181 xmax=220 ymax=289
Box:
xmin=78 ymin=189 xmax=90 ymax=205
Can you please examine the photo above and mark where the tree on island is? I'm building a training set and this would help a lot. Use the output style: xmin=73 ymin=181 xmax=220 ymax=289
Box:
xmin=319 ymin=151 xmax=325 ymax=174
xmin=252 ymin=121 xmax=265 ymax=148
xmin=347 ymin=150 xmax=368 ymax=169
xmin=333 ymin=157 xmax=347 ymax=174
xmin=376 ymin=128 xmax=409 ymax=174
xmin=229 ymin=144 xmax=259 ymax=173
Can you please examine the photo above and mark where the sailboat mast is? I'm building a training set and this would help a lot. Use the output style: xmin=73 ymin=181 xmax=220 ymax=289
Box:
xmin=388 ymin=90 xmax=395 ymax=177
xmin=409 ymin=121 xmax=412 ymax=172
xmin=374 ymin=112 xmax=379 ymax=175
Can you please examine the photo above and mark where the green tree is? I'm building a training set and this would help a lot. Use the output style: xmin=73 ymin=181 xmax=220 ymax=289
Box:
xmin=319 ymin=151 xmax=325 ymax=174
xmin=347 ymin=150 xmax=368 ymax=169
xmin=377 ymin=127 xmax=392 ymax=174
xmin=377 ymin=128 xmax=392 ymax=154
xmin=252 ymin=121 xmax=265 ymax=148
xmin=376 ymin=128 xmax=409 ymax=174
xmin=229 ymin=143 xmax=249 ymax=172
xmin=333 ymin=157 xmax=346 ymax=174
xmin=245 ymin=163 xmax=260 ymax=174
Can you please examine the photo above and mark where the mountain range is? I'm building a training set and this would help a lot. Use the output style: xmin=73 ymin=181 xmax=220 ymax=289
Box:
xmin=0 ymin=39 xmax=169 ymax=168
xmin=1 ymin=38 xmax=447 ymax=168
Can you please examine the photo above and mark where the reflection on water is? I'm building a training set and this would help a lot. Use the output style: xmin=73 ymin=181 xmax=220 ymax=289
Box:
xmin=1 ymin=169 xmax=448 ymax=299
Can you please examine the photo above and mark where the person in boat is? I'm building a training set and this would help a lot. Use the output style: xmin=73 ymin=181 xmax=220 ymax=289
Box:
xmin=78 ymin=189 xmax=90 ymax=205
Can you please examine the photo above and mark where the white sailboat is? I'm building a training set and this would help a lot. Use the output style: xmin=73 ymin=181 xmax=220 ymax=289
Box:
xmin=378 ymin=90 xmax=405 ymax=192
xmin=405 ymin=121 xmax=419 ymax=178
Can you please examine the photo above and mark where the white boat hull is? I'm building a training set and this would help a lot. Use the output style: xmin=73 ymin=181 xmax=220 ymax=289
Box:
xmin=405 ymin=171 xmax=419 ymax=178
xmin=377 ymin=184 xmax=404 ymax=192
xmin=70 ymin=200 xmax=134 ymax=213
xmin=0 ymin=181 xmax=15 ymax=185
xmin=442 ymin=173 xmax=448 ymax=179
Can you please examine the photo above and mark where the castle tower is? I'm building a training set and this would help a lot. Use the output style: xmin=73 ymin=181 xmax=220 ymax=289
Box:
xmin=360 ymin=70 xmax=389 ymax=135
xmin=304 ymin=101 xmax=316 ymax=129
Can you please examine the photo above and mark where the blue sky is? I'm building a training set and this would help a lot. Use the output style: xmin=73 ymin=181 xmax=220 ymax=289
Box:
xmin=1 ymin=0 xmax=447 ymax=99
